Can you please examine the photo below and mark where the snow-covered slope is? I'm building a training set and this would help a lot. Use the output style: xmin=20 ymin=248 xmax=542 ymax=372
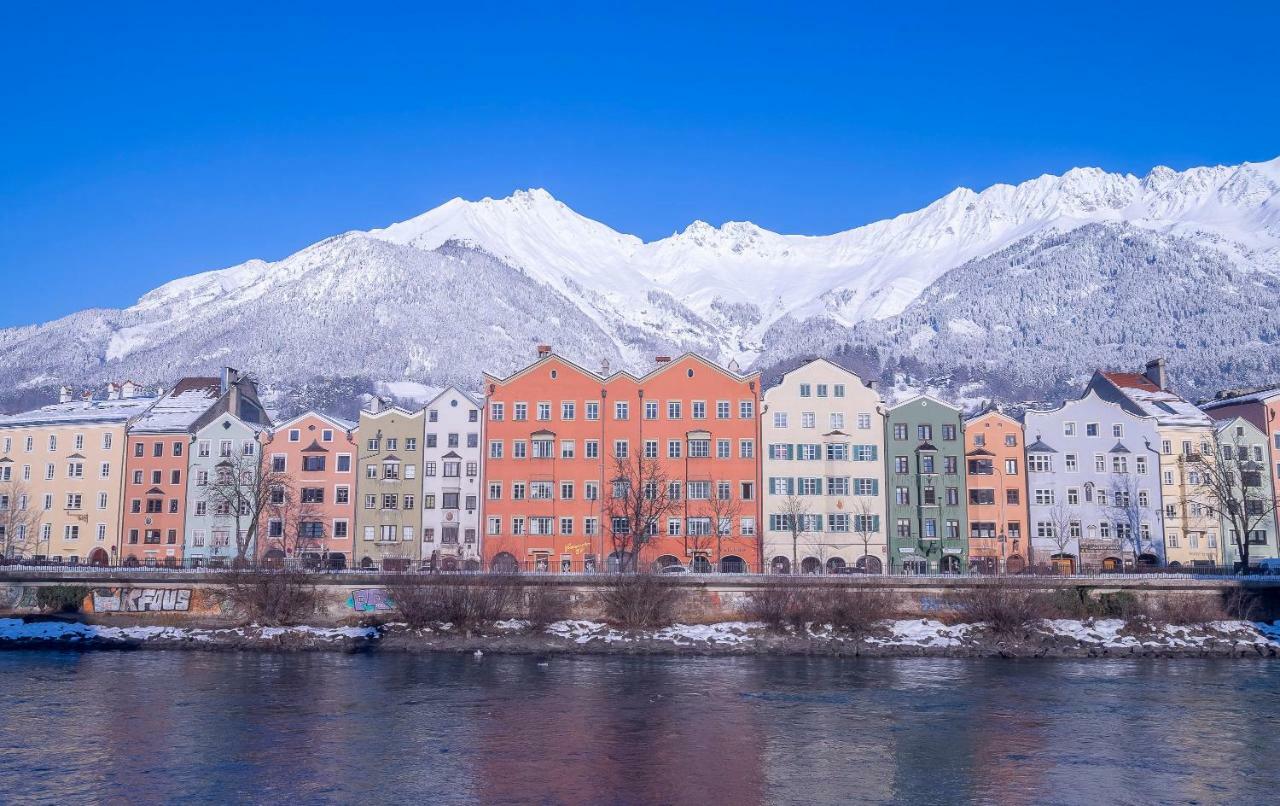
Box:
xmin=2 ymin=156 xmax=1279 ymax=410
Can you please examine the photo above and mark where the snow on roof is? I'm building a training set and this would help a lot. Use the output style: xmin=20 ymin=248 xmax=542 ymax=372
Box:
xmin=0 ymin=395 xmax=159 ymax=428
xmin=128 ymin=378 xmax=222 ymax=432
xmin=1101 ymin=372 xmax=1211 ymax=427
xmin=1201 ymin=385 xmax=1280 ymax=409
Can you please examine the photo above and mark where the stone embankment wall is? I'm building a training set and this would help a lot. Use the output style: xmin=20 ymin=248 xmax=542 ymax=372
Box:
xmin=3 ymin=571 xmax=1277 ymax=625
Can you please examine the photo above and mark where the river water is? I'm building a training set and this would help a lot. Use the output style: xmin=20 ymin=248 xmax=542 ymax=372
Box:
xmin=0 ymin=651 xmax=1275 ymax=804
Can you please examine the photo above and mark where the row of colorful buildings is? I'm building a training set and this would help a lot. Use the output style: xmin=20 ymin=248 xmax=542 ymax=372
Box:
xmin=1 ymin=352 xmax=1277 ymax=574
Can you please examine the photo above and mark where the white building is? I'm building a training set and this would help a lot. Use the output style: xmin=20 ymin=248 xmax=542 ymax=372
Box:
xmin=761 ymin=359 xmax=888 ymax=574
xmin=421 ymin=387 xmax=483 ymax=570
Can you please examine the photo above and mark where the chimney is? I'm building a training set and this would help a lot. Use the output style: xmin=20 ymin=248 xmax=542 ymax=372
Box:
xmin=655 ymin=356 xmax=671 ymax=364
xmin=59 ymin=385 xmax=74 ymax=404
xmin=1144 ymin=358 xmax=1168 ymax=391
xmin=221 ymin=367 xmax=241 ymax=415
xmin=601 ymin=359 xmax=611 ymax=376
xmin=536 ymin=345 xmax=552 ymax=359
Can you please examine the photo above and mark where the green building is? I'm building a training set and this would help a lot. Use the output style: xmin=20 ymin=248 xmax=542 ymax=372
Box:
xmin=885 ymin=396 xmax=967 ymax=573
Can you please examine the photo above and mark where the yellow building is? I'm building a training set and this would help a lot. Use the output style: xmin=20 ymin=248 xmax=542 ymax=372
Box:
xmin=0 ymin=383 xmax=158 ymax=564
xmin=1087 ymin=361 xmax=1221 ymax=567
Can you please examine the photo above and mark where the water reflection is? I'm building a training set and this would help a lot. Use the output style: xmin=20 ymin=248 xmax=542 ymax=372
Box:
xmin=0 ymin=652 xmax=1276 ymax=804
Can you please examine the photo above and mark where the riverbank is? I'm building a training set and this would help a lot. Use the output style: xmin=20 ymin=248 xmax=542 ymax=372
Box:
xmin=3 ymin=616 xmax=1278 ymax=658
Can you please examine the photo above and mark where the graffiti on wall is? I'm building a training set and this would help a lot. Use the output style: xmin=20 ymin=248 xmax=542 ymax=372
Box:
xmin=0 ymin=585 xmax=38 ymax=611
xmin=91 ymin=588 xmax=192 ymax=612
xmin=347 ymin=588 xmax=393 ymax=612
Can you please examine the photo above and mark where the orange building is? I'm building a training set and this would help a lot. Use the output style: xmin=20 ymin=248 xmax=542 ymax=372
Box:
xmin=121 ymin=378 xmax=222 ymax=566
xmin=963 ymin=409 xmax=1030 ymax=573
xmin=481 ymin=349 xmax=762 ymax=573
xmin=259 ymin=411 xmax=357 ymax=568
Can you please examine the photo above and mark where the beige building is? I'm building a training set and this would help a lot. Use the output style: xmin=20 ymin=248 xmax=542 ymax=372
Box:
xmin=1087 ymin=360 xmax=1221 ymax=567
xmin=353 ymin=397 xmax=425 ymax=571
xmin=761 ymin=359 xmax=888 ymax=574
xmin=0 ymin=383 xmax=158 ymax=564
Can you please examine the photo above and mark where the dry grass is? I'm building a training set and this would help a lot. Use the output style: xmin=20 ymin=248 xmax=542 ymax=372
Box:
xmin=948 ymin=582 xmax=1048 ymax=636
xmin=386 ymin=577 xmax=519 ymax=631
xmin=213 ymin=569 xmax=320 ymax=626
xmin=523 ymin=585 xmax=572 ymax=628
xmin=744 ymin=585 xmax=894 ymax=635
xmin=597 ymin=574 xmax=685 ymax=627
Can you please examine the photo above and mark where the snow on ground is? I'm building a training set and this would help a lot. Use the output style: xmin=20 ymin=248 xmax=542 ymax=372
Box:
xmin=866 ymin=619 xmax=974 ymax=648
xmin=0 ymin=619 xmax=375 ymax=644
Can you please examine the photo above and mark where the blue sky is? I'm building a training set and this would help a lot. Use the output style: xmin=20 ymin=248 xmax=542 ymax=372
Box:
xmin=1 ymin=2 xmax=1276 ymax=328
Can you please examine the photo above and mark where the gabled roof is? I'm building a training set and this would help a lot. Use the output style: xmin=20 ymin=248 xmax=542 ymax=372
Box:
xmin=441 ymin=451 xmax=462 ymax=459
xmin=888 ymin=393 xmax=963 ymax=414
xmin=270 ymin=410 xmax=358 ymax=435
xmin=1026 ymin=439 xmax=1057 ymax=453
xmin=300 ymin=440 xmax=328 ymax=453
xmin=964 ymin=408 xmax=1024 ymax=427
xmin=483 ymin=351 xmax=759 ymax=389
xmin=1092 ymin=370 xmax=1211 ymax=428
xmin=129 ymin=377 xmax=221 ymax=433
xmin=1109 ymin=441 xmax=1130 ymax=454
xmin=916 ymin=440 xmax=939 ymax=452
xmin=966 ymin=447 xmax=995 ymax=457
xmin=763 ymin=357 xmax=880 ymax=398
xmin=1201 ymin=385 xmax=1280 ymax=409
xmin=424 ymin=385 xmax=482 ymax=411
xmin=382 ymin=453 xmax=402 ymax=462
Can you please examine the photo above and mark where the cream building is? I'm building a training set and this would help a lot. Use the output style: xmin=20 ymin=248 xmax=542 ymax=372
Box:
xmin=761 ymin=359 xmax=888 ymax=573
xmin=353 ymin=397 xmax=425 ymax=571
xmin=0 ymin=383 xmax=158 ymax=564
xmin=1087 ymin=360 xmax=1220 ymax=567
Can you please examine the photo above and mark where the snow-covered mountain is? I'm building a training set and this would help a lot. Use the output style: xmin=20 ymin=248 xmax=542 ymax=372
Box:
xmin=2 ymin=157 xmax=1279 ymax=412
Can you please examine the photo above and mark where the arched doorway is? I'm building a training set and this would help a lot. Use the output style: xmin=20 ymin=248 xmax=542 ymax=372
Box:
xmin=359 ymin=555 xmax=374 ymax=570
xmin=606 ymin=551 xmax=636 ymax=573
xmin=719 ymin=555 xmax=747 ymax=574
xmin=1137 ymin=553 xmax=1159 ymax=569
xmin=123 ymin=555 xmax=140 ymax=568
xmin=1101 ymin=556 xmax=1121 ymax=572
xmin=800 ymin=557 xmax=822 ymax=575
xmin=940 ymin=555 xmax=961 ymax=574
xmin=856 ymin=555 xmax=883 ymax=574
xmin=969 ymin=556 xmax=996 ymax=575
xmin=770 ymin=556 xmax=792 ymax=574
xmin=439 ymin=555 xmax=459 ymax=572
xmin=491 ymin=552 xmax=520 ymax=574
xmin=263 ymin=548 xmax=286 ymax=568
xmin=825 ymin=557 xmax=846 ymax=574
xmin=463 ymin=559 xmax=480 ymax=572
xmin=1168 ymin=560 xmax=1182 ymax=569
xmin=327 ymin=553 xmax=347 ymax=570
xmin=691 ymin=555 xmax=712 ymax=573
xmin=653 ymin=554 xmax=681 ymax=571
xmin=88 ymin=548 xmax=109 ymax=567
xmin=1051 ymin=554 xmax=1076 ymax=575
xmin=1005 ymin=555 xmax=1026 ymax=574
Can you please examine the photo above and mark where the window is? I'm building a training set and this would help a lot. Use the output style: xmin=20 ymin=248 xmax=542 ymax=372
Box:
xmin=667 ymin=401 xmax=683 ymax=419
xmin=1113 ymin=424 xmax=1124 ymax=438
xmin=691 ymin=402 xmax=706 ymax=419
xmin=941 ymin=424 xmax=957 ymax=441
xmin=1034 ymin=488 xmax=1055 ymax=505
xmin=716 ymin=439 xmax=731 ymax=459
xmin=688 ymin=439 xmax=710 ymax=458
xmin=1027 ymin=454 xmax=1052 ymax=473
xmin=716 ymin=401 xmax=731 ymax=419
xmin=773 ymin=412 xmax=788 ymax=428
xmin=613 ymin=440 xmax=629 ymax=459
xmin=1064 ymin=422 xmax=1076 ymax=437
xmin=490 ymin=402 xmax=505 ymax=421
xmin=739 ymin=401 xmax=755 ymax=419
xmin=799 ymin=383 xmax=812 ymax=398
xmin=562 ymin=402 xmax=576 ymax=420
xmin=740 ymin=440 xmax=755 ymax=459
xmin=614 ymin=402 xmax=629 ymax=420
xmin=513 ymin=402 xmax=528 ymax=421
xmin=830 ymin=412 xmax=845 ymax=430
xmin=585 ymin=401 xmax=599 ymax=421
xmin=917 ymin=425 xmax=933 ymax=441
xmin=536 ymin=402 xmax=551 ymax=421
xmin=303 ymin=455 xmax=325 ymax=472
xmin=1085 ymin=423 xmax=1099 ymax=437
xmin=801 ymin=412 xmax=816 ymax=429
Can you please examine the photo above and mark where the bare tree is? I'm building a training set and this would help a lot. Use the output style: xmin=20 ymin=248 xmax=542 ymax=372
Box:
xmin=777 ymin=494 xmax=811 ymax=574
xmin=1107 ymin=473 xmax=1156 ymax=568
xmin=201 ymin=451 xmax=291 ymax=565
xmin=1044 ymin=502 xmax=1080 ymax=574
xmin=851 ymin=498 xmax=882 ymax=573
xmin=603 ymin=455 xmax=681 ymax=573
xmin=703 ymin=482 xmax=742 ymax=572
xmin=1186 ymin=432 xmax=1279 ymax=571
xmin=260 ymin=479 xmax=328 ymax=566
xmin=0 ymin=481 xmax=42 ymax=559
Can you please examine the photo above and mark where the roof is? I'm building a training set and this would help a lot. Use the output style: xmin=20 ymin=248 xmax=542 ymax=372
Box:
xmin=270 ymin=410 xmax=358 ymax=435
xmin=424 ymin=385 xmax=483 ymax=410
xmin=888 ymin=393 xmax=963 ymax=414
xmin=1096 ymin=371 xmax=1211 ymax=428
xmin=0 ymin=395 xmax=158 ymax=428
xmin=129 ymin=377 xmax=222 ymax=433
xmin=484 ymin=351 xmax=759 ymax=389
xmin=1201 ymin=385 xmax=1280 ymax=409
xmin=1026 ymin=439 xmax=1057 ymax=453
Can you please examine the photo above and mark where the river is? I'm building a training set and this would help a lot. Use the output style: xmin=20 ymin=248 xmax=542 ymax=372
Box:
xmin=0 ymin=651 xmax=1275 ymax=804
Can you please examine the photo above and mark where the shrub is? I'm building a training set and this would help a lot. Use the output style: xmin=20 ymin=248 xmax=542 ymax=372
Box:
xmin=598 ymin=574 xmax=684 ymax=627
xmin=822 ymin=587 xmax=895 ymax=635
xmin=949 ymin=583 xmax=1047 ymax=636
xmin=387 ymin=577 xmax=519 ymax=631
xmin=1146 ymin=594 xmax=1227 ymax=626
xmin=1224 ymin=588 xmax=1261 ymax=621
xmin=742 ymin=585 xmax=799 ymax=630
xmin=37 ymin=585 xmax=90 ymax=614
xmin=1040 ymin=588 xmax=1100 ymax=619
xmin=1096 ymin=591 xmax=1147 ymax=620
xmin=213 ymin=570 xmax=319 ymax=626
xmin=524 ymin=585 xmax=571 ymax=628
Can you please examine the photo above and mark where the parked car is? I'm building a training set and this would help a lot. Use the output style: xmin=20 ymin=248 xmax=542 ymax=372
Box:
xmin=1257 ymin=558 xmax=1280 ymax=576
xmin=659 ymin=564 xmax=690 ymax=575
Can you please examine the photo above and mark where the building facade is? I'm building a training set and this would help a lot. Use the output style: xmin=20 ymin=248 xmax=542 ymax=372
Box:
xmin=963 ymin=409 xmax=1030 ymax=574
xmin=1087 ymin=360 xmax=1220 ymax=567
xmin=884 ymin=396 xmax=967 ymax=574
xmin=1201 ymin=385 xmax=1280 ymax=540
xmin=422 ymin=388 xmax=483 ymax=571
xmin=1211 ymin=417 xmax=1278 ymax=567
xmin=1024 ymin=391 xmax=1165 ymax=573
xmin=760 ymin=358 xmax=887 ymax=574
xmin=260 ymin=411 xmax=357 ymax=568
xmin=181 ymin=412 xmax=267 ymax=566
xmin=353 ymin=399 xmax=425 ymax=571
xmin=121 ymin=377 xmax=223 ymax=566
xmin=481 ymin=350 xmax=761 ymax=573
xmin=0 ymin=384 xmax=157 ymax=564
